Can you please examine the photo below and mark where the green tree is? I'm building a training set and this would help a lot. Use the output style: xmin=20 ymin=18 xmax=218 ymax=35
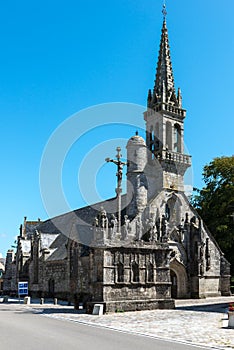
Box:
xmin=193 ymin=156 xmax=234 ymax=273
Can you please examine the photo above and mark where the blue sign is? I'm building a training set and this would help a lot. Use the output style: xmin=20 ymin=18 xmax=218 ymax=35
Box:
xmin=18 ymin=282 xmax=28 ymax=296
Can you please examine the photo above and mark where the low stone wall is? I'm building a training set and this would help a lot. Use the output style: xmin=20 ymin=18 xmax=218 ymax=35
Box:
xmin=87 ymin=298 xmax=175 ymax=314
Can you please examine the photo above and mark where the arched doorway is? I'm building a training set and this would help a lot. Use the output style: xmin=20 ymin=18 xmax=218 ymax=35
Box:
xmin=170 ymin=259 xmax=188 ymax=298
xmin=170 ymin=270 xmax=178 ymax=298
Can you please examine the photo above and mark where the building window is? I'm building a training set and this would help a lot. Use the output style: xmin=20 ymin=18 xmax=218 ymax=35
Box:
xmin=205 ymin=238 xmax=211 ymax=271
xmin=132 ymin=261 xmax=139 ymax=283
xmin=149 ymin=125 xmax=154 ymax=159
xmin=166 ymin=121 xmax=172 ymax=150
xmin=48 ymin=278 xmax=55 ymax=297
xmin=70 ymin=242 xmax=78 ymax=279
xmin=165 ymin=203 xmax=171 ymax=221
xmin=174 ymin=124 xmax=181 ymax=152
xmin=117 ymin=262 xmax=124 ymax=283
xmin=147 ymin=262 xmax=154 ymax=282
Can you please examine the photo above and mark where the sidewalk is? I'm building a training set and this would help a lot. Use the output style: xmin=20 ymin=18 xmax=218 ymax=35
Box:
xmin=23 ymin=296 xmax=234 ymax=350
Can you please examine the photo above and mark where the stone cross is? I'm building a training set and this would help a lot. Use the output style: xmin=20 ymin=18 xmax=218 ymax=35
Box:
xmin=105 ymin=147 xmax=127 ymax=234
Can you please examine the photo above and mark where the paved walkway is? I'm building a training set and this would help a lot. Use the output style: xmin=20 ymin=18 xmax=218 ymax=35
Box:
xmin=21 ymin=297 xmax=234 ymax=349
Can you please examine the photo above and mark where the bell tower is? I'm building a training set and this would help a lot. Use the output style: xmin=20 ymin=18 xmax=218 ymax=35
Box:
xmin=144 ymin=5 xmax=191 ymax=198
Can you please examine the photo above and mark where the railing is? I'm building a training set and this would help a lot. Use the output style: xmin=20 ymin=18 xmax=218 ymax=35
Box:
xmin=155 ymin=150 xmax=191 ymax=164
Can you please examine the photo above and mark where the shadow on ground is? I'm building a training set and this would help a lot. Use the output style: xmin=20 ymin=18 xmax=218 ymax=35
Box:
xmin=176 ymin=303 xmax=228 ymax=313
xmin=33 ymin=307 xmax=86 ymax=315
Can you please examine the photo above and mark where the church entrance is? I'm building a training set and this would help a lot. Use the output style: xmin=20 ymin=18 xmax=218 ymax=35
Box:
xmin=170 ymin=259 xmax=188 ymax=299
xmin=170 ymin=270 xmax=178 ymax=298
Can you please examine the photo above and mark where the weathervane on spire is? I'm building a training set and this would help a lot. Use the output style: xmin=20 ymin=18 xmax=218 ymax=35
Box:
xmin=162 ymin=1 xmax=167 ymax=19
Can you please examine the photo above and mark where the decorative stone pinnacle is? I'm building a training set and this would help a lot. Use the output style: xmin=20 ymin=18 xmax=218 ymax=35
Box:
xmin=162 ymin=2 xmax=167 ymax=19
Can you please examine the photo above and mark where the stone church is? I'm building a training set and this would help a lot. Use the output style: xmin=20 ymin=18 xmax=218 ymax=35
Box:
xmin=4 ymin=9 xmax=230 ymax=312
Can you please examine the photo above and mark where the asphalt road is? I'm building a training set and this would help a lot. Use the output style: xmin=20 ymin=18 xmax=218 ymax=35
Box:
xmin=0 ymin=303 xmax=211 ymax=350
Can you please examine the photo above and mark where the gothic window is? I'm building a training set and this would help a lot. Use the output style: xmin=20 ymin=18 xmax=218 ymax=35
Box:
xmin=154 ymin=122 xmax=160 ymax=152
xmin=165 ymin=203 xmax=171 ymax=221
xmin=149 ymin=125 xmax=154 ymax=159
xmin=33 ymin=239 xmax=39 ymax=284
xmin=174 ymin=124 xmax=181 ymax=153
xmin=147 ymin=262 xmax=154 ymax=282
xmin=205 ymin=238 xmax=211 ymax=271
xmin=132 ymin=261 xmax=140 ymax=283
xmin=166 ymin=121 xmax=172 ymax=150
xmin=166 ymin=195 xmax=181 ymax=223
xmin=48 ymin=278 xmax=55 ymax=297
xmin=117 ymin=262 xmax=124 ymax=283
xmin=70 ymin=241 xmax=78 ymax=279
xmin=80 ymin=245 xmax=90 ymax=257
xmin=96 ymin=263 xmax=103 ymax=282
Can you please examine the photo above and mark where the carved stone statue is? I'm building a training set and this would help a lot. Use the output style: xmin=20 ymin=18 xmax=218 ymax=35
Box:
xmin=156 ymin=217 xmax=161 ymax=241
xmin=122 ymin=215 xmax=130 ymax=240
xmin=161 ymin=215 xmax=168 ymax=241
xmin=147 ymin=217 xmax=156 ymax=242
xmin=161 ymin=215 xmax=166 ymax=235
xmin=136 ymin=216 xmax=143 ymax=241
xmin=109 ymin=214 xmax=117 ymax=239
xmin=93 ymin=217 xmax=99 ymax=227
xmin=100 ymin=208 xmax=108 ymax=229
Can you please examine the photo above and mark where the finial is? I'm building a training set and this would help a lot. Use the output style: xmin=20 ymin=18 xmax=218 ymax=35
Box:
xmin=116 ymin=146 xmax=122 ymax=160
xmin=162 ymin=1 xmax=167 ymax=20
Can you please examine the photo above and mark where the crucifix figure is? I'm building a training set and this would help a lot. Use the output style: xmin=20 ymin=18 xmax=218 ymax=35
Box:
xmin=105 ymin=147 xmax=127 ymax=234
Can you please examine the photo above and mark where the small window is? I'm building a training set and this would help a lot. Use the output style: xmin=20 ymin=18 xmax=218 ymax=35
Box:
xmin=174 ymin=124 xmax=181 ymax=153
xmin=132 ymin=262 xmax=139 ymax=283
xmin=117 ymin=262 xmax=124 ymax=283
xmin=165 ymin=204 xmax=170 ymax=221
xmin=166 ymin=121 xmax=172 ymax=150
xmin=147 ymin=262 xmax=154 ymax=282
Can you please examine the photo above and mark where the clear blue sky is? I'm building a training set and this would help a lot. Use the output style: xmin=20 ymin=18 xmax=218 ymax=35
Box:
xmin=0 ymin=0 xmax=234 ymax=258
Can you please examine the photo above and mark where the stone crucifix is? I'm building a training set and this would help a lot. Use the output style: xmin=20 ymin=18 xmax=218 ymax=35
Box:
xmin=105 ymin=147 xmax=127 ymax=234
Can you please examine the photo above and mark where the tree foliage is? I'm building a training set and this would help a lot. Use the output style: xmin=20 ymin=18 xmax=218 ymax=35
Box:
xmin=192 ymin=156 xmax=234 ymax=273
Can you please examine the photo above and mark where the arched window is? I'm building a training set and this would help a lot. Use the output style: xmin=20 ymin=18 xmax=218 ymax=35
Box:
xmin=117 ymin=262 xmax=124 ymax=283
xmin=149 ymin=125 xmax=154 ymax=159
xmin=174 ymin=124 xmax=181 ymax=153
xmin=154 ymin=122 xmax=160 ymax=152
xmin=132 ymin=261 xmax=139 ymax=282
xmin=166 ymin=121 xmax=172 ymax=150
xmin=166 ymin=195 xmax=181 ymax=223
xmin=70 ymin=241 xmax=78 ymax=279
xmin=48 ymin=278 xmax=55 ymax=297
xmin=165 ymin=203 xmax=171 ymax=221
xmin=147 ymin=262 xmax=154 ymax=282
xmin=33 ymin=236 xmax=39 ymax=284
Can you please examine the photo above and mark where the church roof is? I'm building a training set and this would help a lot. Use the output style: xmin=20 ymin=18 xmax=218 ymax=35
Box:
xmin=37 ymin=195 xmax=127 ymax=246
xmin=19 ymin=239 xmax=31 ymax=254
xmin=127 ymin=134 xmax=146 ymax=146
xmin=40 ymin=233 xmax=59 ymax=250
xmin=45 ymin=234 xmax=68 ymax=261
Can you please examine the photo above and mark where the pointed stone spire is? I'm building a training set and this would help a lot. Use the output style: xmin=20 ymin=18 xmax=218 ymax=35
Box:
xmin=147 ymin=5 xmax=185 ymax=117
xmin=154 ymin=15 xmax=177 ymax=104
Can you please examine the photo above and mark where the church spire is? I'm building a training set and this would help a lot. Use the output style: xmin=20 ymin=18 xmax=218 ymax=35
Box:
xmin=148 ymin=4 xmax=185 ymax=117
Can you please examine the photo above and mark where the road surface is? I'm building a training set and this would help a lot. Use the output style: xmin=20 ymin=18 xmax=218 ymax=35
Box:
xmin=0 ymin=303 xmax=211 ymax=350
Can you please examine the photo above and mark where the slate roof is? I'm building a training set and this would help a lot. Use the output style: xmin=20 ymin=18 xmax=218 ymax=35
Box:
xmin=37 ymin=195 xmax=127 ymax=243
xmin=19 ymin=239 xmax=31 ymax=254
xmin=40 ymin=233 xmax=59 ymax=250
xmin=46 ymin=234 xmax=68 ymax=261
